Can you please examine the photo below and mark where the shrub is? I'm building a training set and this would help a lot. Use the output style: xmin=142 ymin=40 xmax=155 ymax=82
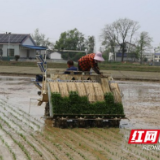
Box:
xmin=14 ymin=55 xmax=20 ymax=61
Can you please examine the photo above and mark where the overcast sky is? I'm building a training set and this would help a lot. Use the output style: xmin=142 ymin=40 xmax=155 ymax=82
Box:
xmin=0 ymin=0 xmax=160 ymax=51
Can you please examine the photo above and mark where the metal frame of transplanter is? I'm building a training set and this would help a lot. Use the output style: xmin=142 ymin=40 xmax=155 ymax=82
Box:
xmin=31 ymin=51 xmax=127 ymax=128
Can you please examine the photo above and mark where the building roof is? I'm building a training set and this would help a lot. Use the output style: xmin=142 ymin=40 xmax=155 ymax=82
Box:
xmin=0 ymin=34 xmax=35 ymax=44
xmin=21 ymin=45 xmax=47 ymax=50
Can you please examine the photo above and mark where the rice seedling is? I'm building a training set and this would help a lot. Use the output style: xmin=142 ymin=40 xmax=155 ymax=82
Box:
xmin=65 ymin=142 xmax=88 ymax=160
xmin=0 ymin=121 xmax=31 ymax=160
xmin=2 ymin=104 xmax=41 ymax=129
xmin=30 ymin=133 xmax=59 ymax=160
xmin=0 ymin=135 xmax=16 ymax=160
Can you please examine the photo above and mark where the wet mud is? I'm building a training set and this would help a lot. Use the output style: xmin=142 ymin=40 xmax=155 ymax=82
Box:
xmin=0 ymin=76 xmax=160 ymax=160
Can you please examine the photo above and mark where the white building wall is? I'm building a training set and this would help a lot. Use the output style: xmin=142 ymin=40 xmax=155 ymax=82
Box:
xmin=20 ymin=49 xmax=27 ymax=58
xmin=20 ymin=48 xmax=36 ymax=58
xmin=2 ymin=44 xmax=19 ymax=57
xmin=22 ymin=37 xmax=35 ymax=46
xmin=49 ymin=52 xmax=62 ymax=59
xmin=29 ymin=50 xmax=36 ymax=58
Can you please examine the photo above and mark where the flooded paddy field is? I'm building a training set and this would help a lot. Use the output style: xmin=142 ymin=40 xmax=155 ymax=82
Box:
xmin=0 ymin=75 xmax=160 ymax=160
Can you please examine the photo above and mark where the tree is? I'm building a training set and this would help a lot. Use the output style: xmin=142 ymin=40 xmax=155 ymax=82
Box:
xmin=31 ymin=28 xmax=53 ymax=48
xmin=85 ymin=36 xmax=95 ymax=53
xmin=14 ymin=55 xmax=20 ymax=61
xmin=54 ymin=28 xmax=94 ymax=61
xmin=137 ymin=32 xmax=152 ymax=64
xmin=54 ymin=28 xmax=86 ymax=50
xmin=101 ymin=25 xmax=117 ymax=61
xmin=101 ymin=18 xmax=140 ymax=62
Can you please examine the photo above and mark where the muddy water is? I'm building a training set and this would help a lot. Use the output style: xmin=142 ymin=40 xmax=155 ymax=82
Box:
xmin=0 ymin=76 xmax=160 ymax=129
xmin=119 ymin=80 xmax=160 ymax=129
xmin=1 ymin=76 xmax=160 ymax=160
xmin=0 ymin=75 xmax=44 ymax=123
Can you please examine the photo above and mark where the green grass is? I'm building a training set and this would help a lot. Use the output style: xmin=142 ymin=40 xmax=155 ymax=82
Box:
xmin=99 ymin=62 xmax=160 ymax=72
xmin=0 ymin=61 xmax=160 ymax=72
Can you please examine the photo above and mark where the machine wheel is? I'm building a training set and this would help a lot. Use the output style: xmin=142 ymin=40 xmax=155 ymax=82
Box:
xmin=45 ymin=102 xmax=50 ymax=116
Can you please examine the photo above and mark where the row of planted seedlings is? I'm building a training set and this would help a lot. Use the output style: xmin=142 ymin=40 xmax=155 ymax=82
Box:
xmin=45 ymin=121 xmax=124 ymax=160
xmin=0 ymin=107 xmax=62 ymax=160
xmin=0 ymin=117 xmax=31 ymax=160
xmin=72 ymin=128 xmax=156 ymax=160
xmin=1 ymin=100 xmax=159 ymax=160
xmin=58 ymin=130 xmax=105 ymax=160
xmin=92 ymin=128 xmax=160 ymax=160
xmin=108 ymin=128 xmax=160 ymax=160
xmin=0 ymin=98 xmax=42 ymax=126
xmin=70 ymin=128 xmax=124 ymax=160
xmin=42 ymin=128 xmax=89 ymax=160
xmin=18 ymin=107 xmax=44 ymax=125
xmin=123 ymin=135 xmax=160 ymax=160
xmin=0 ymin=135 xmax=16 ymax=160
xmin=0 ymin=100 xmax=41 ymax=129
xmin=89 ymin=128 xmax=140 ymax=160
xmin=93 ymin=127 xmax=160 ymax=160
xmin=7 ymin=101 xmax=97 ymax=160
xmin=1 ymin=109 xmax=61 ymax=160
xmin=0 ymin=96 xmax=97 ymax=159
xmin=0 ymin=111 xmax=44 ymax=160
xmin=0 ymin=102 xmax=37 ymax=131
xmin=56 ymin=128 xmax=109 ymax=160
xmin=42 ymin=123 xmax=102 ymax=160
xmin=100 ymin=128 xmax=160 ymax=160
xmin=4 ymin=110 xmax=81 ymax=160
xmin=0 ymin=102 xmax=86 ymax=160
xmin=1 ymin=94 xmax=144 ymax=159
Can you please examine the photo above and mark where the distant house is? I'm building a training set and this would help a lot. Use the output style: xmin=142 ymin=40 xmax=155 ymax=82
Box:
xmin=108 ymin=42 xmax=153 ymax=62
xmin=0 ymin=33 xmax=46 ymax=60
xmin=49 ymin=52 xmax=62 ymax=59
xmin=154 ymin=53 xmax=160 ymax=62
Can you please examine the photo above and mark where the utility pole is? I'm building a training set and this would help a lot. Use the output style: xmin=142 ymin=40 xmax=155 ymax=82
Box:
xmin=7 ymin=32 xmax=11 ymax=60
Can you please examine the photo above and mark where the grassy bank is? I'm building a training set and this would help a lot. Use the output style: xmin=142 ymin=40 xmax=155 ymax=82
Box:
xmin=1 ymin=61 xmax=160 ymax=72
